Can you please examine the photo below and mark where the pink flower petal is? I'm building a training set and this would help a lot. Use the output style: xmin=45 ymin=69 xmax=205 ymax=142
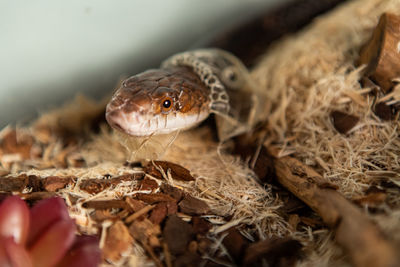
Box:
xmin=57 ymin=235 xmax=101 ymax=267
xmin=0 ymin=238 xmax=13 ymax=267
xmin=0 ymin=196 xmax=30 ymax=245
xmin=27 ymin=197 xmax=70 ymax=248
xmin=29 ymin=219 xmax=76 ymax=267
xmin=1 ymin=237 xmax=33 ymax=267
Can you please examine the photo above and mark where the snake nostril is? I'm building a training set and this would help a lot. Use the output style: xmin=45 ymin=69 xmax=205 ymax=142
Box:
xmin=106 ymin=110 xmax=124 ymax=131
xmin=111 ymin=122 xmax=124 ymax=131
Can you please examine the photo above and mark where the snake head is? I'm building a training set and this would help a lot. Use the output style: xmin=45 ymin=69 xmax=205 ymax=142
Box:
xmin=106 ymin=67 xmax=210 ymax=136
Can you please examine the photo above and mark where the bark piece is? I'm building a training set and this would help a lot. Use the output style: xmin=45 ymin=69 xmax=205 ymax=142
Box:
xmin=145 ymin=161 xmax=195 ymax=181
xmin=0 ymin=169 xmax=9 ymax=177
xmin=174 ymin=251 xmax=202 ymax=267
xmin=243 ymin=237 xmax=302 ymax=267
xmin=82 ymin=200 xmax=131 ymax=211
xmin=0 ymin=129 xmax=33 ymax=159
xmin=19 ymin=192 xmax=57 ymax=202
xmin=359 ymin=13 xmax=400 ymax=93
xmin=102 ymin=220 xmax=133 ymax=262
xmin=233 ymin=136 xmax=275 ymax=183
xmin=42 ymin=176 xmax=75 ymax=192
xmin=79 ymin=173 xmax=142 ymax=194
xmin=222 ymin=228 xmax=249 ymax=263
xmin=149 ymin=201 xmax=178 ymax=224
xmin=374 ymin=102 xmax=395 ymax=121
xmin=192 ymin=217 xmax=212 ymax=235
xmin=139 ymin=177 xmax=159 ymax=191
xmin=128 ymin=218 xmax=163 ymax=263
xmin=164 ymin=200 xmax=178 ymax=215
xmin=149 ymin=202 xmax=168 ymax=225
xmin=90 ymin=210 xmax=118 ymax=222
xmin=288 ymin=214 xmax=301 ymax=231
xmin=0 ymin=174 xmax=44 ymax=192
xmin=67 ymin=156 xmax=86 ymax=168
xmin=135 ymin=193 xmax=175 ymax=204
xmin=197 ymin=236 xmax=212 ymax=255
xmin=125 ymin=197 xmax=146 ymax=212
xmin=28 ymin=175 xmax=43 ymax=192
xmin=280 ymin=194 xmax=307 ymax=214
xmin=272 ymin=152 xmax=400 ymax=267
xmin=163 ymin=215 xmax=193 ymax=255
xmin=160 ymin=183 xmax=184 ymax=201
xmin=299 ymin=216 xmax=323 ymax=228
xmin=123 ymin=161 xmax=142 ymax=168
xmin=353 ymin=192 xmax=387 ymax=207
xmin=129 ymin=218 xmax=161 ymax=246
xmin=187 ymin=241 xmax=198 ymax=253
xmin=330 ymin=110 xmax=359 ymax=134
xmin=0 ymin=175 xmax=30 ymax=192
xmin=178 ymin=194 xmax=210 ymax=215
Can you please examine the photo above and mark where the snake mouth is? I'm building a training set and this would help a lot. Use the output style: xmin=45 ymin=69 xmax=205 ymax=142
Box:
xmin=106 ymin=103 xmax=210 ymax=137
xmin=105 ymin=108 xmax=127 ymax=132
xmin=105 ymin=111 xmax=124 ymax=132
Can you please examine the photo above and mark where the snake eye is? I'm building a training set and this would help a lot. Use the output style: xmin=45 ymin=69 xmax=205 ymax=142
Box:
xmin=163 ymin=99 xmax=171 ymax=108
xmin=222 ymin=66 xmax=243 ymax=89
xmin=228 ymin=71 xmax=237 ymax=81
xmin=161 ymin=97 xmax=173 ymax=113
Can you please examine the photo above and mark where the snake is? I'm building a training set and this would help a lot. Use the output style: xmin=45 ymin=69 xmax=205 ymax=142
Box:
xmin=105 ymin=49 xmax=265 ymax=141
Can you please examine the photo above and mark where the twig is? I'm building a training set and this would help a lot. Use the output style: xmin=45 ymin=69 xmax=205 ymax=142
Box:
xmin=125 ymin=204 xmax=155 ymax=224
xmin=271 ymin=151 xmax=400 ymax=267
xmin=162 ymin=242 xmax=173 ymax=267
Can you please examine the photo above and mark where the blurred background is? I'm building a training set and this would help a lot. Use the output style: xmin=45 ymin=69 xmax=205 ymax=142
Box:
xmin=0 ymin=0 xmax=285 ymax=127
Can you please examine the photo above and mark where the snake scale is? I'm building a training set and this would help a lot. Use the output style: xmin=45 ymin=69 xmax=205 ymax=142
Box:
xmin=106 ymin=49 xmax=266 ymax=141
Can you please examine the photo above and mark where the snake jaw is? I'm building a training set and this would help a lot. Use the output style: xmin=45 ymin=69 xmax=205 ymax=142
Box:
xmin=106 ymin=103 xmax=209 ymax=136
xmin=105 ymin=88 xmax=210 ymax=136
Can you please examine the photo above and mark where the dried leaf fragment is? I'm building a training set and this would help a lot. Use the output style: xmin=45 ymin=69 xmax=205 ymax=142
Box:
xmin=102 ymin=220 xmax=133 ymax=262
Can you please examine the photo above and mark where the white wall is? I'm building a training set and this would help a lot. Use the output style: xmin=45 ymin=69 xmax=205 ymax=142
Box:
xmin=0 ymin=0 xmax=283 ymax=126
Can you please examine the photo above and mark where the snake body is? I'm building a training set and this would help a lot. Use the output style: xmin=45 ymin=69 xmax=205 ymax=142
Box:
xmin=106 ymin=49 xmax=261 ymax=140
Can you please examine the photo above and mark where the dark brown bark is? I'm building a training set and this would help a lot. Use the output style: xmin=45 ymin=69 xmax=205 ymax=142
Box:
xmin=272 ymin=154 xmax=400 ymax=267
xmin=359 ymin=13 xmax=400 ymax=93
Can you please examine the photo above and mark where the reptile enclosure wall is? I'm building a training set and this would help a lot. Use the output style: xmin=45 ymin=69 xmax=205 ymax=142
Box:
xmin=1 ymin=0 xmax=400 ymax=266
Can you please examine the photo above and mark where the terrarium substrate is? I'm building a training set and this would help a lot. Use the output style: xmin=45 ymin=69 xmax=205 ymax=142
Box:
xmin=1 ymin=0 xmax=400 ymax=266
